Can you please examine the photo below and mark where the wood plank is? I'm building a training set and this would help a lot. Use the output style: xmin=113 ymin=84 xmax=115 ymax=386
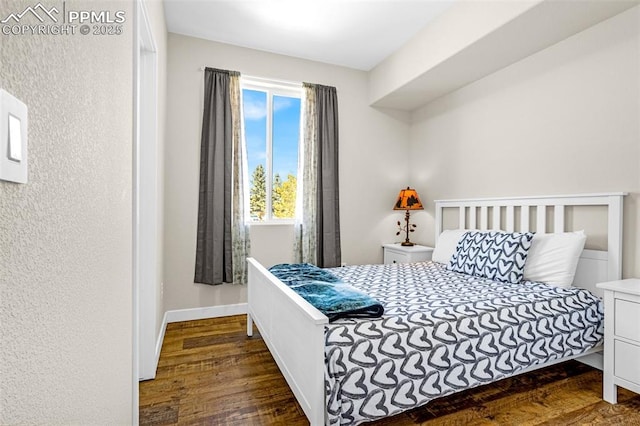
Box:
xmin=177 ymin=376 xmax=300 ymax=421
xmin=139 ymin=402 xmax=179 ymax=425
xmin=537 ymin=395 xmax=640 ymax=425
xmin=139 ymin=316 xmax=640 ymax=425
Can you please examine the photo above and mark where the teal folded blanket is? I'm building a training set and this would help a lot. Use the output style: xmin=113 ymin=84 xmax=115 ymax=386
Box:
xmin=269 ymin=263 xmax=384 ymax=322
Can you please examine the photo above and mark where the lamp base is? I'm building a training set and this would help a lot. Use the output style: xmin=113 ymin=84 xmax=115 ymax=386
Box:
xmin=400 ymin=210 xmax=416 ymax=247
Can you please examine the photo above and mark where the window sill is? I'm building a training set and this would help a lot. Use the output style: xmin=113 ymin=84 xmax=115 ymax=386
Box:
xmin=248 ymin=221 xmax=295 ymax=227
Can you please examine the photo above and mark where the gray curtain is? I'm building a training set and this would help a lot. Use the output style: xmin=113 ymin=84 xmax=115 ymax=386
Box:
xmin=294 ymin=83 xmax=341 ymax=268
xmin=194 ymin=67 xmax=249 ymax=285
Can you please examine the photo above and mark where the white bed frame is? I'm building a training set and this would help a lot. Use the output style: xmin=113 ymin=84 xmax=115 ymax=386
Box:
xmin=247 ymin=192 xmax=626 ymax=425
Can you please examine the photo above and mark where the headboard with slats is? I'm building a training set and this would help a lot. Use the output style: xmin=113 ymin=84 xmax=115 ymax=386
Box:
xmin=435 ymin=193 xmax=626 ymax=297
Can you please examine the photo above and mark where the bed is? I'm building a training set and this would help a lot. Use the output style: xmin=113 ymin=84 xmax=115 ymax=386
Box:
xmin=246 ymin=193 xmax=625 ymax=425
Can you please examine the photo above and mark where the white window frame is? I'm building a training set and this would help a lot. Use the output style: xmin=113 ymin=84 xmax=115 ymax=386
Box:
xmin=241 ymin=76 xmax=302 ymax=224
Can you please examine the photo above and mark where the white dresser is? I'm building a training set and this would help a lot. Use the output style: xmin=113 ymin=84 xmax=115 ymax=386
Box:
xmin=382 ymin=244 xmax=433 ymax=264
xmin=596 ymin=278 xmax=640 ymax=403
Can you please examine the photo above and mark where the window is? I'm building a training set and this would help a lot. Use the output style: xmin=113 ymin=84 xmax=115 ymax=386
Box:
xmin=242 ymin=77 xmax=302 ymax=222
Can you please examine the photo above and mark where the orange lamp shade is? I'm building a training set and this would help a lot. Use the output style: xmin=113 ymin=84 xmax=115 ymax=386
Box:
xmin=394 ymin=187 xmax=424 ymax=211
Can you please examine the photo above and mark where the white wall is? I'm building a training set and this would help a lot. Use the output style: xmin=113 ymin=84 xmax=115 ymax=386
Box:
xmin=0 ymin=0 xmax=133 ymax=423
xmin=368 ymin=0 xmax=538 ymax=105
xmin=409 ymin=6 xmax=640 ymax=278
xmin=368 ymin=1 xmax=637 ymax=110
xmin=164 ymin=33 xmax=411 ymax=311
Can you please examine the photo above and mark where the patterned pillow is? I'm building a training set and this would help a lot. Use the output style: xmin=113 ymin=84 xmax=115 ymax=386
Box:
xmin=448 ymin=231 xmax=535 ymax=284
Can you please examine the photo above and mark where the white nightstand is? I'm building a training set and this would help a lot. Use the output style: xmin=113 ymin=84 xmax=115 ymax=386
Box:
xmin=382 ymin=244 xmax=433 ymax=264
xmin=596 ymin=278 xmax=640 ymax=403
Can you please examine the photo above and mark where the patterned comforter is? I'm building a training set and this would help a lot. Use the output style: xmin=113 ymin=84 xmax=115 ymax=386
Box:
xmin=324 ymin=261 xmax=603 ymax=425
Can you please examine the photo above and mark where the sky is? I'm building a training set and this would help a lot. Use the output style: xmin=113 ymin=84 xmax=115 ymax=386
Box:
xmin=242 ymin=89 xmax=301 ymax=181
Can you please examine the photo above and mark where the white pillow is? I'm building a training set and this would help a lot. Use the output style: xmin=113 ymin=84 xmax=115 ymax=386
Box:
xmin=432 ymin=229 xmax=470 ymax=264
xmin=523 ymin=231 xmax=587 ymax=288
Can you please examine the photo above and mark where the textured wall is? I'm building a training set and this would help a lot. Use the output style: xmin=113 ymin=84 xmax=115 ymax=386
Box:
xmin=0 ymin=0 xmax=133 ymax=423
xmin=409 ymin=6 xmax=640 ymax=278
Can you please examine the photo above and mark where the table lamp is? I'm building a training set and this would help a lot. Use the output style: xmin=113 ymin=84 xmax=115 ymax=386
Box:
xmin=394 ymin=187 xmax=424 ymax=246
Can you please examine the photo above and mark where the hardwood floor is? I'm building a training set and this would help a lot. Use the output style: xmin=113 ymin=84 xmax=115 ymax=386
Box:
xmin=139 ymin=316 xmax=640 ymax=425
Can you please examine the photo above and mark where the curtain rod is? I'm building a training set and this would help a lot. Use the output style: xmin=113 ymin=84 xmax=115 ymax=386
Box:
xmin=199 ymin=66 xmax=302 ymax=88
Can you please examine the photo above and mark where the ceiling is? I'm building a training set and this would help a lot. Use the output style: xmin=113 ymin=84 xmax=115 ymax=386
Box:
xmin=163 ymin=0 xmax=456 ymax=71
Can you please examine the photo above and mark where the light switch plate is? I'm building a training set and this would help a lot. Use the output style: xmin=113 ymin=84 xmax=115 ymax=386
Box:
xmin=0 ymin=89 xmax=28 ymax=183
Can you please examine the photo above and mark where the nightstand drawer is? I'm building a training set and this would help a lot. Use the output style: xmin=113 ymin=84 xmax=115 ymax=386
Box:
xmin=384 ymin=250 xmax=406 ymax=264
xmin=615 ymin=299 xmax=640 ymax=343
xmin=382 ymin=244 xmax=433 ymax=264
xmin=614 ymin=340 xmax=640 ymax=385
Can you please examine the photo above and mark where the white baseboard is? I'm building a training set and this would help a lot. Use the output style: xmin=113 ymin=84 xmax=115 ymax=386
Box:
xmin=164 ymin=303 xmax=248 ymax=323
xmin=153 ymin=311 xmax=169 ymax=374
xmin=140 ymin=312 xmax=169 ymax=382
